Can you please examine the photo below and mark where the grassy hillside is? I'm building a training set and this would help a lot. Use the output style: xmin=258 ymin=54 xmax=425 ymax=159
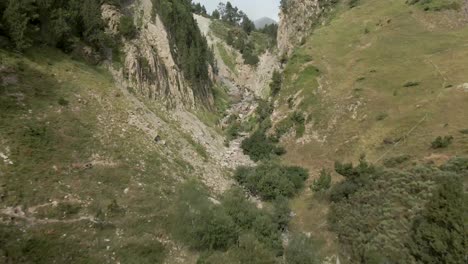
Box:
xmin=278 ymin=0 xmax=468 ymax=164
xmin=274 ymin=0 xmax=468 ymax=261
xmin=0 ymin=47 xmax=221 ymax=263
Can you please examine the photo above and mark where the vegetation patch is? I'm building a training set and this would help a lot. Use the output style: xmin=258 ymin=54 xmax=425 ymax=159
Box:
xmin=169 ymin=182 xmax=298 ymax=259
xmin=311 ymin=169 xmax=332 ymax=192
xmin=216 ymin=43 xmax=237 ymax=74
xmin=234 ymin=162 xmax=309 ymax=200
xmin=406 ymin=0 xmax=463 ymax=11
xmin=119 ymin=16 xmax=137 ymax=39
xmin=403 ymin=81 xmax=421 ymax=87
xmin=431 ymin=135 xmax=453 ymax=149
xmin=152 ymin=0 xmax=216 ymax=100
xmin=382 ymin=154 xmax=411 ymax=167
xmin=329 ymin=156 xmax=467 ymax=263
xmin=275 ymin=111 xmax=306 ymax=139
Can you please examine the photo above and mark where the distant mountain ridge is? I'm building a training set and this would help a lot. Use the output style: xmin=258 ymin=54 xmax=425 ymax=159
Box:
xmin=254 ymin=17 xmax=277 ymax=29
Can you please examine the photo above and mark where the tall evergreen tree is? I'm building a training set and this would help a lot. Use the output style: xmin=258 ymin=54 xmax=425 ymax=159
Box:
xmin=212 ymin=9 xmax=220 ymax=19
xmin=241 ymin=14 xmax=255 ymax=34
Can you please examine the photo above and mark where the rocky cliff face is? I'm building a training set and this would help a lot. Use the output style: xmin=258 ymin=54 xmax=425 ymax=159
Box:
xmin=102 ymin=0 xmax=214 ymax=109
xmin=277 ymin=0 xmax=336 ymax=55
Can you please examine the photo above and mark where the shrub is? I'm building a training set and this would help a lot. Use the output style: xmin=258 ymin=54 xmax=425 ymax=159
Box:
xmin=226 ymin=122 xmax=241 ymax=140
xmin=330 ymin=157 xmax=377 ymax=202
xmin=171 ymin=182 xmax=238 ymax=250
xmin=275 ymin=112 xmax=306 ymax=139
xmin=311 ymin=169 xmax=332 ymax=192
xmin=459 ymin=129 xmax=468 ymax=134
xmin=383 ymin=154 xmax=411 ymax=167
xmin=403 ymin=81 xmax=420 ymax=87
xmin=58 ymin=97 xmax=69 ymax=106
xmin=375 ymin=112 xmax=388 ymax=121
xmin=243 ymin=49 xmax=259 ymax=66
xmin=272 ymin=196 xmax=291 ymax=230
xmin=270 ymin=70 xmax=282 ymax=96
xmin=431 ymin=135 xmax=453 ymax=149
xmin=349 ymin=0 xmax=360 ymax=8
xmin=234 ymin=162 xmax=308 ymax=200
xmin=197 ymin=234 xmax=278 ymax=264
xmin=328 ymin=157 xmax=467 ymax=263
xmin=241 ymin=130 xmax=283 ymax=161
xmin=119 ymin=16 xmax=136 ymax=39
xmin=221 ymin=188 xmax=283 ymax=254
xmin=285 ymin=233 xmax=321 ymax=264
xmin=255 ymin=100 xmax=273 ymax=123
xmin=409 ymin=175 xmax=465 ymax=263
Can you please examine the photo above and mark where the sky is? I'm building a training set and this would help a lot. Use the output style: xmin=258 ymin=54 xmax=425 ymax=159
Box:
xmin=194 ymin=0 xmax=281 ymax=21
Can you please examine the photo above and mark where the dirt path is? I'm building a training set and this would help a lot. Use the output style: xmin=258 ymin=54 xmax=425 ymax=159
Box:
xmin=1 ymin=205 xmax=97 ymax=226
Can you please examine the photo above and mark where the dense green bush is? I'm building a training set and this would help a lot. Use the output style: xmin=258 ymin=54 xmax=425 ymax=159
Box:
xmin=272 ymin=196 xmax=291 ymax=231
xmin=311 ymin=169 xmax=332 ymax=192
xmin=409 ymin=174 xmax=466 ymax=264
xmin=270 ymin=70 xmax=283 ymax=96
xmin=275 ymin=111 xmax=306 ymax=139
xmin=285 ymin=233 xmax=321 ymax=264
xmin=171 ymin=182 xmax=238 ymax=251
xmin=234 ymin=162 xmax=308 ymax=200
xmin=172 ymin=183 xmax=289 ymax=259
xmin=431 ymin=135 xmax=453 ymax=149
xmin=241 ymin=130 xmax=285 ymax=161
xmin=119 ymin=16 xmax=136 ymax=39
xmin=241 ymin=101 xmax=289 ymax=161
xmin=197 ymin=234 xmax=277 ymax=264
xmin=242 ymin=48 xmax=260 ymax=66
xmin=328 ymin=157 xmax=467 ymax=263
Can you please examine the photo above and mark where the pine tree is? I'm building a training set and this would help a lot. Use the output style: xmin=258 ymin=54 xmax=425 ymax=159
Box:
xmin=241 ymin=14 xmax=255 ymax=34
xmin=212 ymin=9 xmax=220 ymax=19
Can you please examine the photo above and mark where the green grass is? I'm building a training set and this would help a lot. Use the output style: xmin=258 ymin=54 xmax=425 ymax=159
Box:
xmin=195 ymin=83 xmax=231 ymax=132
xmin=277 ymin=0 xmax=468 ymax=258
xmin=0 ymin=47 xmax=208 ymax=263
xmin=279 ymin=0 xmax=468 ymax=162
xmin=216 ymin=43 xmax=237 ymax=74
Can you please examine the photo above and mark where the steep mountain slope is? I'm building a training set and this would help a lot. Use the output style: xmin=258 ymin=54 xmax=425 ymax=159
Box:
xmin=277 ymin=0 xmax=468 ymax=165
xmin=278 ymin=0 xmax=337 ymax=55
xmin=0 ymin=43 xmax=255 ymax=262
xmin=199 ymin=15 xmax=280 ymax=97
xmin=0 ymin=1 xmax=255 ymax=263
xmin=102 ymin=0 xmax=216 ymax=109
xmin=1 ymin=0 xmax=466 ymax=263
xmin=273 ymin=0 xmax=468 ymax=262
